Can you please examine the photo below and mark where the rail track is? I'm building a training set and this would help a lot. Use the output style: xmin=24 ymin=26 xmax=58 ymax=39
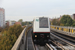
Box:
xmin=51 ymin=30 xmax=75 ymax=43
xmin=51 ymin=32 xmax=75 ymax=50
xmin=51 ymin=31 xmax=75 ymax=46
xmin=26 ymin=28 xmax=52 ymax=50
xmin=25 ymin=29 xmax=35 ymax=50
xmin=34 ymin=37 xmax=67 ymax=50
xmin=25 ymin=28 xmax=75 ymax=50
xmin=35 ymin=43 xmax=56 ymax=50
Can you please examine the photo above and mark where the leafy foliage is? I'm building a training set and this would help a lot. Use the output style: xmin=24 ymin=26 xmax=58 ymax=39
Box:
xmin=18 ymin=19 xmax=23 ymax=22
xmin=18 ymin=19 xmax=32 ymax=26
xmin=51 ymin=19 xmax=60 ymax=25
xmin=22 ymin=21 xmax=32 ymax=26
xmin=72 ymin=23 xmax=75 ymax=26
xmin=51 ymin=15 xmax=75 ymax=26
xmin=0 ymin=27 xmax=3 ymax=32
xmin=60 ymin=15 xmax=73 ymax=26
xmin=0 ymin=24 xmax=23 ymax=50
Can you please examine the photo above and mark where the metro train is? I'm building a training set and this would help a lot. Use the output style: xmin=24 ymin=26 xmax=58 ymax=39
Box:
xmin=32 ymin=17 xmax=50 ymax=45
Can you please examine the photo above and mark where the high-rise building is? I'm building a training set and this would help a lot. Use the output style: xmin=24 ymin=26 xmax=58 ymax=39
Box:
xmin=0 ymin=8 xmax=5 ymax=28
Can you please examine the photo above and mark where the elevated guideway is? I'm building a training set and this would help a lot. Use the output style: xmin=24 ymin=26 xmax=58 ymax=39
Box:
xmin=11 ymin=25 xmax=58 ymax=50
xmin=51 ymin=25 xmax=75 ymax=50
xmin=11 ymin=25 xmax=75 ymax=50
xmin=51 ymin=25 xmax=75 ymax=37
xmin=11 ymin=25 xmax=34 ymax=50
xmin=26 ymin=28 xmax=35 ymax=50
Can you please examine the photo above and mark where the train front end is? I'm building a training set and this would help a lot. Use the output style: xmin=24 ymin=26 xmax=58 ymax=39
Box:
xmin=32 ymin=17 xmax=50 ymax=45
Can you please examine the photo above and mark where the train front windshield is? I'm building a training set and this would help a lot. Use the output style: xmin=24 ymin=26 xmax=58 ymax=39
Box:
xmin=39 ymin=18 xmax=48 ymax=28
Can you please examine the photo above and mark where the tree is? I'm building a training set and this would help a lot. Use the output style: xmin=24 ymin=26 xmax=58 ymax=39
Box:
xmin=18 ymin=19 xmax=23 ymax=22
xmin=22 ymin=22 xmax=25 ymax=26
xmin=51 ymin=19 xmax=60 ymax=25
xmin=60 ymin=15 xmax=73 ymax=26
xmin=0 ymin=24 xmax=23 ymax=50
xmin=0 ymin=27 xmax=3 ymax=32
xmin=72 ymin=23 xmax=75 ymax=26
xmin=8 ymin=24 xmax=23 ymax=38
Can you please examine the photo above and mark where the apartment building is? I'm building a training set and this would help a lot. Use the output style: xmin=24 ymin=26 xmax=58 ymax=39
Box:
xmin=0 ymin=8 xmax=5 ymax=28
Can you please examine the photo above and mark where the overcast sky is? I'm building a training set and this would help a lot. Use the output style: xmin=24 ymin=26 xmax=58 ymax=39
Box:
xmin=0 ymin=0 xmax=75 ymax=21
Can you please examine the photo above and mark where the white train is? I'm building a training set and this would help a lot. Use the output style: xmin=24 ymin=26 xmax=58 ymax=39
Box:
xmin=32 ymin=17 xmax=50 ymax=45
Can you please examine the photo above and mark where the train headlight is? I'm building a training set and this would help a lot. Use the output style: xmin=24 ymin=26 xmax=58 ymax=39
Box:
xmin=35 ymin=35 xmax=37 ymax=37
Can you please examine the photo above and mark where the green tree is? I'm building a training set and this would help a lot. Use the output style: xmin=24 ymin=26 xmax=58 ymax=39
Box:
xmin=18 ymin=19 xmax=23 ymax=22
xmin=72 ymin=23 xmax=75 ymax=26
xmin=8 ymin=24 xmax=23 ymax=38
xmin=22 ymin=22 xmax=25 ymax=26
xmin=60 ymin=15 xmax=73 ymax=26
xmin=51 ymin=19 xmax=60 ymax=25
xmin=72 ymin=20 xmax=75 ymax=27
